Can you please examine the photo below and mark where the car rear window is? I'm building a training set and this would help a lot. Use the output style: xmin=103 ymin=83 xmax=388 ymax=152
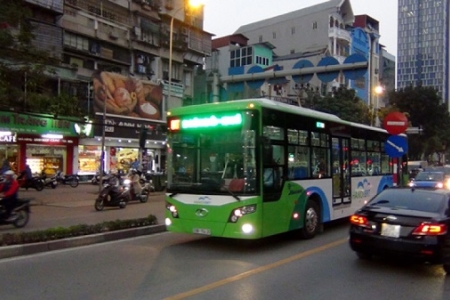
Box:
xmin=367 ymin=189 xmax=448 ymax=213
xmin=415 ymin=172 xmax=444 ymax=181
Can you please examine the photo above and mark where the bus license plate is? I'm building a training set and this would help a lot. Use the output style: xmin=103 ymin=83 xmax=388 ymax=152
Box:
xmin=381 ymin=223 xmax=400 ymax=238
xmin=193 ymin=228 xmax=211 ymax=235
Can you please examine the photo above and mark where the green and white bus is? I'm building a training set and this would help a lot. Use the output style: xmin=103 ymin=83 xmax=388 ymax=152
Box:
xmin=165 ymin=98 xmax=394 ymax=239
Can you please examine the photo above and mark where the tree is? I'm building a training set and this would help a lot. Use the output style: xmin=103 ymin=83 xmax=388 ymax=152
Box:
xmin=0 ymin=0 xmax=84 ymax=118
xmin=387 ymin=85 xmax=450 ymax=163
xmin=303 ymin=85 xmax=371 ymax=124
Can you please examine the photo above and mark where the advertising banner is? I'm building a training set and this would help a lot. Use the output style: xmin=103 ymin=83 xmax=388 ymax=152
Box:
xmin=93 ymin=71 xmax=163 ymax=121
xmin=94 ymin=113 xmax=166 ymax=141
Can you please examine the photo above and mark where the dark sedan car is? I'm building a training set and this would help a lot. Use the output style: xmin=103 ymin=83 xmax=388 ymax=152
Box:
xmin=349 ymin=187 xmax=450 ymax=274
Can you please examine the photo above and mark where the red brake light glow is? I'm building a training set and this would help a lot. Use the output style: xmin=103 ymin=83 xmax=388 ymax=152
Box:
xmin=350 ymin=215 xmax=369 ymax=227
xmin=412 ymin=223 xmax=447 ymax=236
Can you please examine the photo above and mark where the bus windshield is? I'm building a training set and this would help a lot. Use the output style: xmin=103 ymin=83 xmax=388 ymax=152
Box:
xmin=167 ymin=112 xmax=258 ymax=196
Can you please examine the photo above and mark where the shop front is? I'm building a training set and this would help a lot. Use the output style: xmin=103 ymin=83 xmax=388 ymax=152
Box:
xmin=83 ymin=113 xmax=166 ymax=176
xmin=0 ymin=111 xmax=83 ymax=176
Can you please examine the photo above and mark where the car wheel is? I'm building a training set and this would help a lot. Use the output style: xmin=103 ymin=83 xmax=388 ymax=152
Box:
xmin=300 ymin=200 xmax=320 ymax=239
xmin=356 ymin=251 xmax=373 ymax=260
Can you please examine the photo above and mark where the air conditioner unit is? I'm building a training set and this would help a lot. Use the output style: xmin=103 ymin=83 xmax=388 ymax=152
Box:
xmin=133 ymin=26 xmax=141 ymax=37
xmin=181 ymin=27 xmax=188 ymax=35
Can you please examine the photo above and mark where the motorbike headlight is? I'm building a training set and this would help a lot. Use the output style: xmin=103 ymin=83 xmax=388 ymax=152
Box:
xmin=123 ymin=179 xmax=131 ymax=185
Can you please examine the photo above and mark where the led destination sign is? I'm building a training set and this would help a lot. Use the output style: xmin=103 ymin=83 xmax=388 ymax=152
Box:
xmin=170 ymin=113 xmax=243 ymax=130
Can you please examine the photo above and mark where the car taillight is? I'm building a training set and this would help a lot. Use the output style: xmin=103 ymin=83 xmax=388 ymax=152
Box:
xmin=412 ymin=223 xmax=447 ymax=236
xmin=350 ymin=215 xmax=370 ymax=228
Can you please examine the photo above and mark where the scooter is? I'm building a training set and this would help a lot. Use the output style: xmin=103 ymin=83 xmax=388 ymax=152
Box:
xmin=55 ymin=171 xmax=79 ymax=188
xmin=0 ymin=197 xmax=31 ymax=228
xmin=40 ymin=172 xmax=58 ymax=189
xmin=122 ymin=178 xmax=154 ymax=203
xmin=94 ymin=177 xmax=130 ymax=211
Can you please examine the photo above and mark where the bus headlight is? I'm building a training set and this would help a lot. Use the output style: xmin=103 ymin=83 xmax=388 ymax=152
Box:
xmin=166 ymin=202 xmax=179 ymax=218
xmin=228 ymin=204 xmax=256 ymax=223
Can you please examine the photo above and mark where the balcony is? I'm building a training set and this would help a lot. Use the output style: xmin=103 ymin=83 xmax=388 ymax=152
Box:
xmin=328 ymin=27 xmax=351 ymax=43
xmin=65 ymin=0 xmax=130 ymax=26
xmin=25 ymin=0 xmax=63 ymax=14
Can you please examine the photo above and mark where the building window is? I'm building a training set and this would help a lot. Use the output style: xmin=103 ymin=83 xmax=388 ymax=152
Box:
xmin=312 ymin=21 xmax=318 ymax=29
xmin=230 ymin=46 xmax=253 ymax=67
xmin=259 ymin=35 xmax=263 ymax=43
xmin=291 ymin=27 xmax=295 ymax=34
xmin=272 ymin=32 xmax=276 ymax=39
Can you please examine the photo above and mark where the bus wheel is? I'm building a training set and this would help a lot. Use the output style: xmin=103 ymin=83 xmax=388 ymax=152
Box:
xmin=300 ymin=200 xmax=320 ymax=239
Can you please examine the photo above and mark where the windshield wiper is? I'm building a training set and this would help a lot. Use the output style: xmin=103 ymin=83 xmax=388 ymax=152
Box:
xmin=169 ymin=192 xmax=178 ymax=198
xmin=369 ymin=200 xmax=390 ymax=206
xmin=223 ymin=186 xmax=240 ymax=201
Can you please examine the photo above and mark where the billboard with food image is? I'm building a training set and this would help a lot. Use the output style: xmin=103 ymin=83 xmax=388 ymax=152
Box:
xmin=93 ymin=71 xmax=162 ymax=120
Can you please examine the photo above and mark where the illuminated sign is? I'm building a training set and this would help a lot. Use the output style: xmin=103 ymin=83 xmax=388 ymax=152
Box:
xmin=0 ymin=134 xmax=16 ymax=143
xmin=181 ymin=113 xmax=243 ymax=129
xmin=316 ymin=122 xmax=325 ymax=129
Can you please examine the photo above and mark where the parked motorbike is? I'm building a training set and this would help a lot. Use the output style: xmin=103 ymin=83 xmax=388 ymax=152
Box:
xmin=94 ymin=176 xmax=130 ymax=211
xmin=39 ymin=172 xmax=58 ymax=189
xmin=17 ymin=175 xmax=44 ymax=191
xmin=55 ymin=171 xmax=79 ymax=188
xmin=0 ymin=197 xmax=31 ymax=228
xmin=91 ymin=171 xmax=114 ymax=185
xmin=122 ymin=177 xmax=154 ymax=203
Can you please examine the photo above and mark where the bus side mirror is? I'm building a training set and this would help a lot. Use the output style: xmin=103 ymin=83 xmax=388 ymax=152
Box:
xmin=260 ymin=137 xmax=273 ymax=163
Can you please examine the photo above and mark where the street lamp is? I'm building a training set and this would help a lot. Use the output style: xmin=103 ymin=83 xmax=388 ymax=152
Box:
xmin=167 ymin=0 xmax=203 ymax=115
xmin=373 ymin=85 xmax=384 ymax=126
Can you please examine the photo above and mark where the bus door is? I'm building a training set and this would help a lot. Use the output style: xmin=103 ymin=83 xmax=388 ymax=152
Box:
xmin=331 ymin=137 xmax=351 ymax=205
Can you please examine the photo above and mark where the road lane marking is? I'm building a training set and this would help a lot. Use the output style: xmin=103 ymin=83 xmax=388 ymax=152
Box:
xmin=164 ymin=238 xmax=347 ymax=300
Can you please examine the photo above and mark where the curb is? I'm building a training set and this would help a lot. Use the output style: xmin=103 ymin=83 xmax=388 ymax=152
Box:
xmin=0 ymin=224 xmax=167 ymax=260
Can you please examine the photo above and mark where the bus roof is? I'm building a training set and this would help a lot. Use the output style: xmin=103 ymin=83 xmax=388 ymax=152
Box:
xmin=168 ymin=98 xmax=389 ymax=134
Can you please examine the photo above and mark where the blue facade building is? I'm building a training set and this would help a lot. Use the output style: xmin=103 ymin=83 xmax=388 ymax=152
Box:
xmin=350 ymin=27 xmax=370 ymax=103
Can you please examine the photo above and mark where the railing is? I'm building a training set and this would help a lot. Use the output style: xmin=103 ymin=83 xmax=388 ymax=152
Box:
xmin=65 ymin=0 xmax=130 ymax=25
xmin=25 ymin=0 xmax=63 ymax=13
xmin=328 ymin=27 xmax=351 ymax=42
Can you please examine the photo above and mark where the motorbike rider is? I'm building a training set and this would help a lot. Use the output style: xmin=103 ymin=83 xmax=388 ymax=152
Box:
xmin=129 ymin=169 xmax=142 ymax=199
xmin=0 ymin=170 xmax=19 ymax=221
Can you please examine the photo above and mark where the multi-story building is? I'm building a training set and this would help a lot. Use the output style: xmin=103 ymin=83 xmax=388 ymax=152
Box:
xmin=1 ymin=0 xmax=212 ymax=176
xmin=204 ymin=1 xmax=390 ymax=109
xmin=397 ymin=0 xmax=449 ymax=107
xmin=379 ymin=47 xmax=396 ymax=106
xmin=232 ymin=0 xmax=355 ymax=95
xmin=59 ymin=0 xmax=212 ymax=174
xmin=350 ymin=14 xmax=382 ymax=106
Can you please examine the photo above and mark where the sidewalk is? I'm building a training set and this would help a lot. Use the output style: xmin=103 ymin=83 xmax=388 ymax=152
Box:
xmin=0 ymin=183 xmax=167 ymax=259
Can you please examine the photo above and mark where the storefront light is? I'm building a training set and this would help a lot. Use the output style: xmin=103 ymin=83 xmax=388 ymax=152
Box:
xmin=0 ymin=131 xmax=12 ymax=136
xmin=42 ymin=134 xmax=63 ymax=139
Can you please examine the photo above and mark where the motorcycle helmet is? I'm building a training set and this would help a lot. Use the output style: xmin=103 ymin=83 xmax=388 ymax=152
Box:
xmin=3 ymin=170 xmax=15 ymax=176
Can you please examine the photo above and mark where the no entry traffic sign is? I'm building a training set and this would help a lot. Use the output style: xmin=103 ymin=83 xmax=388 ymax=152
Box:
xmin=383 ymin=112 xmax=408 ymax=135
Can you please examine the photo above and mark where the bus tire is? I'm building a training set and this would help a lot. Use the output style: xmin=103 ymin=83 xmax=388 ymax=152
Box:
xmin=300 ymin=200 xmax=320 ymax=239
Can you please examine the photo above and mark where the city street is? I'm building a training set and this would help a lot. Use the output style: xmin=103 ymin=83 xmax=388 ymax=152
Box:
xmin=0 ymin=183 xmax=166 ymax=234
xmin=0 ymin=221 xmax=449 ymax=300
